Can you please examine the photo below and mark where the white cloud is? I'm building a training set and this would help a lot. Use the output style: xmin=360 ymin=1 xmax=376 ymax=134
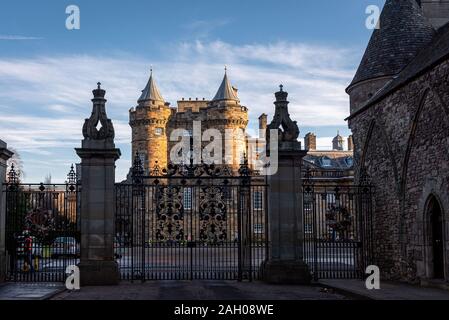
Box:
xmin=0 ymin=40 xmax=357 ymax=182
xmin=182 ymin=19 xmax=230 ymax=39
xmin=0 ymin=35 xmax=43 ymax=40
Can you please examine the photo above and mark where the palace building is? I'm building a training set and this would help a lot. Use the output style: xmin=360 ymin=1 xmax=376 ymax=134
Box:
xmin=129 ymin=70 xmax=248 ymax=174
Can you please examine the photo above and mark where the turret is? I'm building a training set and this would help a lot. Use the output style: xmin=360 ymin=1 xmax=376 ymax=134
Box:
xmin=129 ymin=70 xmax=172 ymax=172
xmin=208 ymin=68 xmax=248 ymax=170
xmin=346 ymin=0 xmax=435 ymax=114
xmin=332 ymin=132 xmax=344 ymax=151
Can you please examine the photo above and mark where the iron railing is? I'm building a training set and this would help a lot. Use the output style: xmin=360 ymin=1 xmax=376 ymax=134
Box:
xmin=4 ymin=165 xmax=80 ymax=282
xmin=302 ymin=182 xmax=374 ymax=280
xmin=114 ymin=155 xmax=268 ymax=281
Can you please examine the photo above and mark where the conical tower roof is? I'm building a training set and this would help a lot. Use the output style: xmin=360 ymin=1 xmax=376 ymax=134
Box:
xmin=138 ymin=70 xmax=164 ymax=104
xmin=348 ymin=0 xmax=435 ymax=89
xmin=212 ymin=69 xmax=239 ymax=102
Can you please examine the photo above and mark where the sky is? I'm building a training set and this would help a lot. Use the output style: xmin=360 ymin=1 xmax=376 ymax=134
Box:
xmin=0 ymin=0 xmax=385 ymax=182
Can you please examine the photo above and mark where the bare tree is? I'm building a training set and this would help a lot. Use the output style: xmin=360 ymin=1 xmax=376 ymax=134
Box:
xmin=6 ymin=147 xmax=25 ymax=182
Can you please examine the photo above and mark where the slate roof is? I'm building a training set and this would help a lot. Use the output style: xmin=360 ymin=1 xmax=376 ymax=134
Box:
xmin=347 ymin=21 xmax=449 ymax=119
xmin=304 ymin=151 xmax=354 ymax=170
xmin=212 ymin=71 xmax=239 ymax=102
xmin=138 ymin=71 xmax=165 ymax=103
xmin=348 ymin=0 xmax=435 ymax=89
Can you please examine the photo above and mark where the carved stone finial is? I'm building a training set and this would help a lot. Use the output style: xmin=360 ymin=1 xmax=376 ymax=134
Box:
xmin=267 ymin=85 xmax=300 ymax=142
xmin=82 ymin=83 xmax=115 ymax=141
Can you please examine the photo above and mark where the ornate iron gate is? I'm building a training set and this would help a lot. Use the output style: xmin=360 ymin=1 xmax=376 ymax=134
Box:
xmin=115 ymin=157 xmax=268 ymax=281
xmin=4 ymin=165 xmax=80 ymax=282
xmin=302 ymin=171 xmax=373 ymax=280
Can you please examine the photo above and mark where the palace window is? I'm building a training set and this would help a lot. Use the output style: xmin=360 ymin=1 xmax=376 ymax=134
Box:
xmin=155 ymin=127 xmax=164 ymax=136
xmin=305 ymin=224 xmax=313 ymax=234
xmin=183 ymin=187 xmax=192 ymax=210
xmin=253 ymin=191 xmax=263 ymax=210
xmin=254 ymin=223 xmax=263 ymax=234
xmin=182 ymin=129 xmax=193 ymax=137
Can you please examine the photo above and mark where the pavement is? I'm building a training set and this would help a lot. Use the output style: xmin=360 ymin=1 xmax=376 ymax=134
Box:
xmin=3 ymin=279 xmax=449 ymax=300
xmin=51 ymin=280 xmax=348 ymax=300
xmin=0 ymin=282 xmax=65 ymax=300
xmin=319 ymin=279 xmax=449 ymax=300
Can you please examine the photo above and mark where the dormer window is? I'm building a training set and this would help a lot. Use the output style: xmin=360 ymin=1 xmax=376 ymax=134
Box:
xmin=345 ymin=157 xmax=354 ymax=167
xmin=320 ymin=156 xmax=332 ymax=167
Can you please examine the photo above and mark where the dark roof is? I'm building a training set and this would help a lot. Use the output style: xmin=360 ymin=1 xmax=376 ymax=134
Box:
xmin=138 ymin=71 xmax=164 ymax=104
xmin=304 ymin=151 xmax=354 ymax=170
xmin=347 ymin=21 xmax=449 ymax=120
xmin=348 ymin=0 xmax=435 ymax=89
xmin=212 ymin=71 xmax=239 ymax=102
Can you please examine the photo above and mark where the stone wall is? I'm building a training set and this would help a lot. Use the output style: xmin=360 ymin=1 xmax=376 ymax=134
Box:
xmin=348 ymin=58 xmax=449 ymax=282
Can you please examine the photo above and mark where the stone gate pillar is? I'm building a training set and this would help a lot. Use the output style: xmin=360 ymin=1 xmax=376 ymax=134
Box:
xmin=0 ymin=140 xmax=13 ymax=282
xmin=262 ymin=86 xmax=311 ymax=284
xmin=75 ymin=83 xmax=121 ymax=285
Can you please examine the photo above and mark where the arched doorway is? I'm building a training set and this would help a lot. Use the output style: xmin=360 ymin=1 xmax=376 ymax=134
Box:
xmin=426 ymin=196 xmax=445 ymax=279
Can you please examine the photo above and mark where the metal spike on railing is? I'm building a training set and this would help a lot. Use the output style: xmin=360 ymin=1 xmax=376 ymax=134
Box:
xmin=7 ymin=164 xmax=18 ymax=184
xmin=132 ymin=152 xmax=144 ymax=184
xmin=67 ymin=164 xmax=77 ymax=185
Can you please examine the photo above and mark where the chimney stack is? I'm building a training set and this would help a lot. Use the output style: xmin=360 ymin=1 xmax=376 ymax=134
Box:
xmin=259 ymin=113 xmax=267 ymax=131
xmin=305 ymin=132 xmax=317 ymax=151
xmin=348 ymin=135 xmax=354 ymax=151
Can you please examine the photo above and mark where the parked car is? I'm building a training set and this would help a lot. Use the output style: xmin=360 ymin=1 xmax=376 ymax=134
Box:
xmin=51 ymin=237 xmax=79 ymax=258
xmin=16 ymin=235 xmax=43 ymax=258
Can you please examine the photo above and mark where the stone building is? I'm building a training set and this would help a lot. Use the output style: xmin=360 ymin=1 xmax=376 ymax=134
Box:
xmin=302 ymin=133 xmax=354 ymax=241
xmin=303 ymin=132 xmax=354 ymax=186
xmin=130 ymin=70 xmax=248 ymax=173
xmin=347 ymin=0 xmax=449 ymax=283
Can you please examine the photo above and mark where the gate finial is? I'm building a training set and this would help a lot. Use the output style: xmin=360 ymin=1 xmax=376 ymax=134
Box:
xmin=82 ymin=82 xmax=115 ymax=141
xmin=267 ymin=85 xmax=300 ymax=142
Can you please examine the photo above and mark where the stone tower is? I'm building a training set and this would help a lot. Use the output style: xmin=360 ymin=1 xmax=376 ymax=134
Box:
xmin=346 ymin=0 xmax=435 ymax=114
xmin=332 ymin=132 xmax=344 ymax=151
xmin=129 ymin=71 xmax=172 ymax=172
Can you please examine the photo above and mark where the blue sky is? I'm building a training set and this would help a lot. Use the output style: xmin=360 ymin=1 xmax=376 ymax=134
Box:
xmin=0 ymin=0 xmax=385 ymax=182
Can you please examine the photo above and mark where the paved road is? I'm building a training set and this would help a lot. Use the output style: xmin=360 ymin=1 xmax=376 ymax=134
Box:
xmin=0 ymin=283 xmax=64 ymax=300
xmin=52 ymin=280 xmax=349 ymax=300
xmin=320 ymin=279 xmax=449 ymax=300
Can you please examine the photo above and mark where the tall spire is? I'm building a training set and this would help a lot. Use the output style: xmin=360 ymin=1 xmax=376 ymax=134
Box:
xmin=348 ymin=0 xmax=435 ymax=89
xmin=212 ymin=67 xmax=239 ymax=102
xmin=138 ymin=68 xmax=165 ymax=104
